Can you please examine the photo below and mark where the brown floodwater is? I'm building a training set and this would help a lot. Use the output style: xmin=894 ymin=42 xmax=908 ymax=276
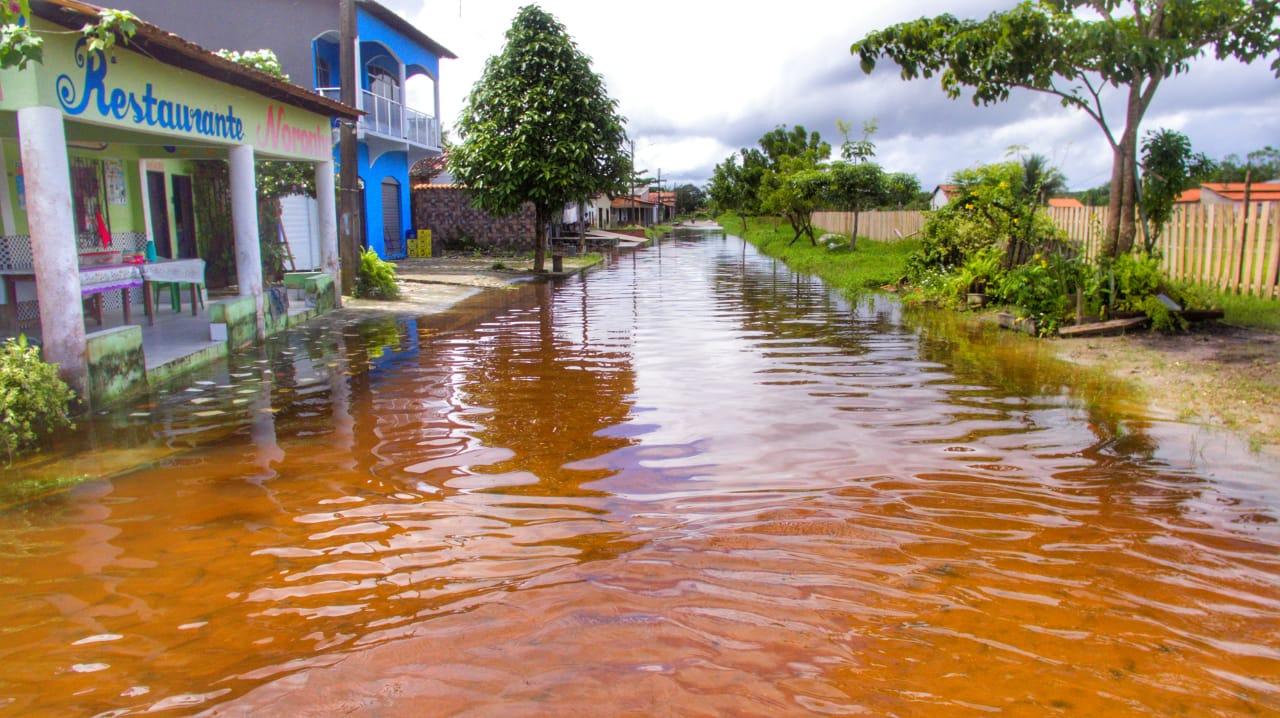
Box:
xmin=1 ymin=230 xmax=1278 ymax=717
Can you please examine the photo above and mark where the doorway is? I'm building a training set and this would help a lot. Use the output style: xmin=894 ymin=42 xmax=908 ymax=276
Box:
xmin=146 ymin=171 xmax=172 ymax=258
xmin=381 ymin=178 xmax=402 ymax=257
xmin=170 ymin=174 xmax=196 ymax=258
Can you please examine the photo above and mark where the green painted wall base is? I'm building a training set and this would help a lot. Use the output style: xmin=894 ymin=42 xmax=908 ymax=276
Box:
xmin=146 ymin=341 xmax=228 ymax=388
xmin=85 ymin=325 xmax=146 ymax=407
xmin=209 ymin=295 xmax=258 ymax=350
xmin=85 ymin=281 xmax=339 ymax=409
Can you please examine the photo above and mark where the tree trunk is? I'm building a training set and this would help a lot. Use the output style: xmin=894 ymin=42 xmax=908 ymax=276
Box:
xmin=1102 ymin=87 xmax=1144 ymax=257
xmin=578 ymin=200 xmax=586 ymax=254
xmin=534 ymin=205 xmax=547 ymax=273
xmin=1102 ymin=146 xmax=1126 ymax=257
xmin=850 ymin=210 xmax=860 ymax=250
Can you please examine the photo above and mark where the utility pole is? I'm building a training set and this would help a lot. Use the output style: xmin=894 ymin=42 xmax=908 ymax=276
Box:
xmin=338 ymin=0 xmax=360 ymax=296
xmin=656 ymin=167 xmax=662 ymax=225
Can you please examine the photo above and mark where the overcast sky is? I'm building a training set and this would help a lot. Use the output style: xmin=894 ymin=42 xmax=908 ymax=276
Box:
xmin=388 ymin=0 xmax=1280 ymax=191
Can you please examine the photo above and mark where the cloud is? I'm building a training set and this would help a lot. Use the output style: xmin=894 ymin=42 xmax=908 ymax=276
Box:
xmin=388 ymin=0 xmax=1280 ymax=189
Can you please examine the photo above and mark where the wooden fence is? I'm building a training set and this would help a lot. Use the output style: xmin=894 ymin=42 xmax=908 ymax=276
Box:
xmin=812 ymin=204 xmax=1280 ymax=298
xmin=811 ymin=211 xmax=925 ymax=242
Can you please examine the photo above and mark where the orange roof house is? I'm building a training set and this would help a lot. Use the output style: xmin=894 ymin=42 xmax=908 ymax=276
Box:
xmin=1175 ymin=182 xmax=1280 ymax=206
xmin=1199 ymin=182 xmax=1280 ymax=204
xmin=1047 ymin=197 xmax=1084 ymax=209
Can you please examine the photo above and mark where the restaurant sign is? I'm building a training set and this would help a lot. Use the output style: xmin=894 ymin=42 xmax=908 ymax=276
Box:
xmin=10 ymin=25 xmax=333 ymax=162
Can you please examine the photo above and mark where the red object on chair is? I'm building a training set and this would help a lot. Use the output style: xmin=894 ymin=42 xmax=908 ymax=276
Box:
xmin=95 ymin=210 xmax=111 ymax=249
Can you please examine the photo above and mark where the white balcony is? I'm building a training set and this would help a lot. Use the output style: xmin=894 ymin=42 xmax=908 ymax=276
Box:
xmin=317 ymin=87 xmax=441 ymax=152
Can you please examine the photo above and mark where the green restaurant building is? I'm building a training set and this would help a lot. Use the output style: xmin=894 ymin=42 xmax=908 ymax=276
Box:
xmin=0 ymin=0 xmax=359 ymax=404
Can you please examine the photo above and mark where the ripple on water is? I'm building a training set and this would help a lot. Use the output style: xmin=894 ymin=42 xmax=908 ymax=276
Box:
xmin=0 ymin=233 xmax=1277 ymax=716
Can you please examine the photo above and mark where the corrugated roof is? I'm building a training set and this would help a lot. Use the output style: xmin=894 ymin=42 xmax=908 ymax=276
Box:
xmin=33 ymin=0 xmax=361 ymax=120
xmin=1176 ymin=188 xmax=1201 ymax=203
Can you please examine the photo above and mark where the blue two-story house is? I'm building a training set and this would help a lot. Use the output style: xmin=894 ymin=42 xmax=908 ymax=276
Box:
xmin=109 ymin=0 xmax=454 ymax=259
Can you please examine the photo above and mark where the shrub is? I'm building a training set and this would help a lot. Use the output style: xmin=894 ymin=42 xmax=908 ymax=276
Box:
xmin=908 ymin=162 xmax=1065 ymax=279
xmin=355 ymin=248 xmax=401 ymax=300
xmin=0 ymin=336 xmax=75 ymax=461
xmin=996 ymin=252 xmax=1087 ymax=336
xmin=1088 ymin=251 xmax=1188 ymax=330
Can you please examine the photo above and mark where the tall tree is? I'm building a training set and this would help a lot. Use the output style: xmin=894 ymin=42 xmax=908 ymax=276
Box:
xmin=758 ymin=125 xmax=831 ymax=169
xmin=852 ymin=1 xmax=1280 ymax=256
xmin=673 ymin=184 xmax=706 ymax=215
xmin=450 ymin=5 xmax=629 ymax=272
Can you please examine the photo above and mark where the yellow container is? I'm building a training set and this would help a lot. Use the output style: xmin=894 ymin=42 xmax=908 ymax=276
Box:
xmin=416 ymin=229 xmax=432 ymax=257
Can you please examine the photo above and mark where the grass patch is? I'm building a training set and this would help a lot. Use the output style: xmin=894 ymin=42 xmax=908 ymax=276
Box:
xmin=1215 ymin=292 xmax=1280 ymax=332
xmin=718 ymin=213 xmax=918 ymax=293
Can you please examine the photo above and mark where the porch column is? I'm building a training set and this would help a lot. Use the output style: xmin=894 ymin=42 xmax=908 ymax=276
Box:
xmin=229 ymin=144 xmax=265 ymax=337
xmin=315 ymin=159 xmax=341 ymax=297
xmin=17 ymin=106 xmax=86 ymax=393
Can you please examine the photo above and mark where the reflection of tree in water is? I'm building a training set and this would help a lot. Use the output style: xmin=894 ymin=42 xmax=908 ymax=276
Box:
xmin=456 ymin=283 xmax=638 ymax=498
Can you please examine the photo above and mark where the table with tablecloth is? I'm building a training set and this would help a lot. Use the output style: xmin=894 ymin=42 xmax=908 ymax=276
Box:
xmin=1 ymin=258 xmax=206 ymax=329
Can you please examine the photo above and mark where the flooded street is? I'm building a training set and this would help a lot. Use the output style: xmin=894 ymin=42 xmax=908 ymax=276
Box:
xmin=2 ymin=230 xmax=1278 ymax=716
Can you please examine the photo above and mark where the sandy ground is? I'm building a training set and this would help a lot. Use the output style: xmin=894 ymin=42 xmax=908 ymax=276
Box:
xmin=342 ymin=254 xmax=604 ymax=315
xmin=1052 ymin=323 xmax=1280 ymax=453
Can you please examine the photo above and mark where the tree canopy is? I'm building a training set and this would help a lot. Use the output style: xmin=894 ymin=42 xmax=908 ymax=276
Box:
xmin=450 ymin=5 xmax=629 ymax=271
xmin=852 ymin=0 xmax=1280 ymax=256
xmin=673 ymin=184 xmax=707 ymax=215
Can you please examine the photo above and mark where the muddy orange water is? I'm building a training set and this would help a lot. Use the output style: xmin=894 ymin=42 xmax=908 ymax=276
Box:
xmin=2 ymin=231 xmax=1278 ymax=716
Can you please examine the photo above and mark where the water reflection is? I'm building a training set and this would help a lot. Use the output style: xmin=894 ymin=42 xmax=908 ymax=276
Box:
xmin=0 ymin=230 xmax=1276 ymax=716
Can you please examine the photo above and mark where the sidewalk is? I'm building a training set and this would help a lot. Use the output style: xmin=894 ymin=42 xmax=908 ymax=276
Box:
xmin=342 ymin=253 xmax=606 ymax=316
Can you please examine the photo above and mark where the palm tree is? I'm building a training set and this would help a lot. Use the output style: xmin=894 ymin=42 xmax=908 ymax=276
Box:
xmin=1021 ymin=153 xmax=1068 ymax=204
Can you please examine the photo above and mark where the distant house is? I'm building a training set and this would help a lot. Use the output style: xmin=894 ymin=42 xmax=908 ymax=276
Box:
xmin=1177 ymin=182 xmax=1280 ymax=207
xmin=929 ymin=184 xmax=961 ymax=210
xmin=611 ymin=196 xmax=658 ymax=226
xmin=1175 ymin=188 xmax=1202 ymax=205
xmin=1047 ymin=197 xmax=1085 ymax=209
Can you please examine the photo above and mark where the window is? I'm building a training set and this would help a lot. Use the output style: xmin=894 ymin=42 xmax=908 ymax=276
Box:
xmin=315 ymin=56 xmax=331 ymax=88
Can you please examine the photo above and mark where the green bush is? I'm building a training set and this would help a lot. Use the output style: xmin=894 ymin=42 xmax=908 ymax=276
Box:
xmin=0 ymin=335 xmax=75 ymax=461
xmin=1088 ymin=251 xmax=1191 ymax=330
xmin=996 ymin=254 xmax=1082 ymax=335
xmin=356 ymin=248 xmax=401 ymax=300
xmin=908 ymin=162 xmax=1066 ymax=279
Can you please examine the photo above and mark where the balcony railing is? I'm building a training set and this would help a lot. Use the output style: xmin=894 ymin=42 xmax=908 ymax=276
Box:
xmin=317 ymin=87 xmax=440 ymax=150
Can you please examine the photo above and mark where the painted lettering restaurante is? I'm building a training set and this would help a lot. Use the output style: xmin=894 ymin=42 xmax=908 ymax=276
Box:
xmin=57 ymin=39 xmax=244 ymax=141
